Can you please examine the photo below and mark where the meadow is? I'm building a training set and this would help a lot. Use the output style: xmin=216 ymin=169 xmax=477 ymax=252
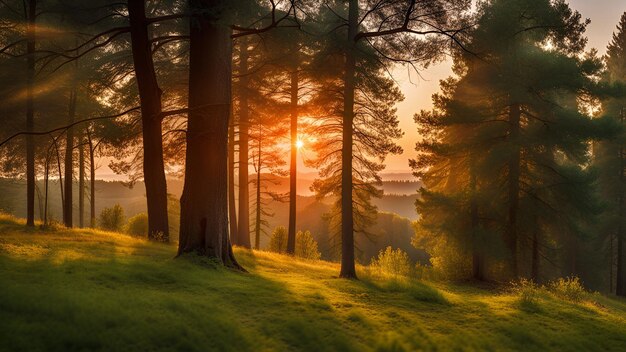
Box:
xmin=0 ymin=214 xmax=625 ymax=351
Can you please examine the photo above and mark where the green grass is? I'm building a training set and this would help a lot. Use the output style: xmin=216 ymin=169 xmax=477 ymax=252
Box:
xmin=0 ymin=214 xmax=625 ymax=351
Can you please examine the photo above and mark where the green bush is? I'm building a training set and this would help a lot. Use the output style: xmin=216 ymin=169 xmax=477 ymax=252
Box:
xmin=125 ymin=213 xmax=148 ymax=237
xmin=370 ymin=246 xmax=412 ymax=279
xmin=269 ymin=226 xmax=287 ymax=253
xmin=98 ymin=204 xmax=125 ymax=232
xmin=295 ymin=230 xmax=321 ymax=260
xmin=548 ymin=277 xmax=586 ymax=302
xmin=269 ymin=227 xmax=321 ymax=260
xmin=510 ymin=278 xmax=541 ymax=310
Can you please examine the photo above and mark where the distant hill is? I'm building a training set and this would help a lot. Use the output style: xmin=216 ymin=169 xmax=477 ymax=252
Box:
xmin=0 ymin=177 xmax=421 ymax=262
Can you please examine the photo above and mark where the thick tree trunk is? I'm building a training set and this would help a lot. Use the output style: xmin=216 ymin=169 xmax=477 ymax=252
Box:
xmin=128 ymin=0 xmax=170 ymax=241
xmin=228 ymin=115 xmax=238 ymax=241
xmin=25 ymin=0 xmax=36 ymax=227
xmin=236 ymin=37 xmax=251 ymax=248
xmin=78 ymin=128 xmax=85 ymax=227
xmin=339 ymin=0 xmax=358 ymax=279
xmin=178 ymin=0 xmax=241 ymax=269
xmin=63 ymin=88 xmax=76 ymax=227
xmin=507 ymin=103 xmax=521 ymax=278
xmin=254 ymin=143 xmax=262 ymax=250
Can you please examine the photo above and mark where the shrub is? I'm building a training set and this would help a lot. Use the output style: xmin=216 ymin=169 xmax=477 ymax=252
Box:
xmin=370 ymin=246 xmax=412 ymax=279
xmin=295 ymin=230 xmax=321 ymax=260
xmin=125 ymin=213 xmax=148 ymax=237
xmin=548 ymin=277 xmax=586 ymax=302
xmin=269 ymin=226 xmax=287 ymax=253
xmin=510 ymin=278 xmax=541 ymax=309
xmin=269 ymin=227 xmax=321 ymax=260
xmin=98 ymin=204 xmax=125 ymax=232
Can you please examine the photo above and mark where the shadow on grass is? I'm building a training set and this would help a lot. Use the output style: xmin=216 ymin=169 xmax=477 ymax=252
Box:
xmin=0 ymin=235 xmax=362 ymax=352
xmin=1 ymin=224 xmax=626 ymax=351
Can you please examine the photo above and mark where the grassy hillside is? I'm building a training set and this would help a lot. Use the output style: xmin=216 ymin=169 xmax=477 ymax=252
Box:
xmin=0 ymin=215 xmax=625 ymax=351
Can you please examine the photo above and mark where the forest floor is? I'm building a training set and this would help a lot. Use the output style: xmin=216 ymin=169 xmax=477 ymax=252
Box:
xmin=0 ymin=214 xmax=625 ymax=351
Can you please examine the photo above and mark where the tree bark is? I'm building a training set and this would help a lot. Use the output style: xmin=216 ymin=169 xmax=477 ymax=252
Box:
xmin=78 ymin=128 xmax=85 ymax=228
xmin=178 ymin=0 xmax=241 ymax=269
xmin=618 ymin=236 xmax=625 ymax=296
xmin=339 ymin=0 xmax=358 ymax=279
xmin=470 ymin=157 xmax=483 ymax=280
xmin=286 ymin=69 xmax=298 ymax=255
xmin=617 ymin=111 xmax=625 ymax=295
xmin=507 ymin=103 xmax=521 ymax=278
xmin=236 ymin=36 xmax=251 ymax=248
xmin=63 ymin=88 xmax=76 ymax=227
xmin=128 ymin=0 xmax=170 ymax=241
xmin=254 ymin=141 xmax=262 ymax=250
xmin=25 ymin=0 xmax=36 ymax=227
xmin=87 ymin=129 xmax=96 ymax=228
xmin=531 ymin=229 xmax=539 ymax=283
xmin=228 ymin=114 xmax=238 ymax=242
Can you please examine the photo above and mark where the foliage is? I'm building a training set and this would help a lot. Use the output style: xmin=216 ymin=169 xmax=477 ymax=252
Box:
xmin=270 ymin=227 xmax=321 ymax=260
xmin=125 ymin=213 xmax=148 ymax=237
xmin=510 ymin=278 xmax=542 ymax=310
xmin=548 ymin=277 xmax=587 ymax=302
xmin=98 ymin=204 xmax=125 ymax=232
xmin=411 ymin=0 xmax=603 ymax=281
xmin=369 ymin=247 xmax=412 ymax=279
xmin=295 ymin=230 xmax=321 ymax=260
xmin=269 ymin=226 xmax=288 ymax=253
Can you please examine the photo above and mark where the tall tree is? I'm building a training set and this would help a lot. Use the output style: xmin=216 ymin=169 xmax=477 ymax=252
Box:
xmin=413 ymin=0 xmax=601 ymax=281
xmin=25 ymin=0 xmax=36 ymax=226
xmin=316 ymin=0 xmax=468 ymax=278
xmin=236 ymin=36 xmax=252 ymax=248
xmin=178 ymin=0 xmax=240 ymax=266
xmin=597 ymin=12 xmax=626 ymax=296
xmin=128 ymin=0 xmax=170 ymax=241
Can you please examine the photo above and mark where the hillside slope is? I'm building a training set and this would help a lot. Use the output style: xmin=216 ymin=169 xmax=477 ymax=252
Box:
xmin=0 ymin=215 xmax=625 ymax=351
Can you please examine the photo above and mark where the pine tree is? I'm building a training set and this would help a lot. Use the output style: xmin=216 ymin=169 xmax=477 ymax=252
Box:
xmin=596 ymin=12 xmax=626 ymax=296
xmin=413 ymin=0 xmax=601 ymax=281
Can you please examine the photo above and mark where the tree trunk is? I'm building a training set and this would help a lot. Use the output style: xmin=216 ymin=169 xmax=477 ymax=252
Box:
xmin=470 ymin=158 xmax=483 ymax=281
xmin=63 ymin=88 xmax=76 ymax=227
xmin=617 ymin=115 xmax=625 ymax=295
xmin=87 ymin=129 xmax=96 ymax=228
xmin=339 ymin=0 xmax=358 ymax=279
xmin=128 ymin=0 xmax=170 ymax=241
xmin=178 ymin=0 xmax=241 ymax=269
xmin=25 ymin=0 xmax=36 ymax=227
xmin=53 ymin=137 xmax=64 ymax=217
xmin=228 ymin=114 xmax=238 ymax=242
xmin=254 ymin=142 xmax=262 ymax=250
xmin=618 ymin=236 xmax=625 ymax=296
xmin=507 ymin=102 xmax=521 ymax=278
xmin=531 ymin=229 xmax=539 ymax=283
xmin=78 ymin=128 xmax=85 ymax=227
xmin=236 ymin=36 xmax=251 ymax=248
xmin=286 ymin=68 xmax=298 ymax=255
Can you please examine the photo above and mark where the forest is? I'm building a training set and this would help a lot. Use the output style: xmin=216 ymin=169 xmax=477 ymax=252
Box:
xmin=0 ymin=0 xmax=625 ymax=351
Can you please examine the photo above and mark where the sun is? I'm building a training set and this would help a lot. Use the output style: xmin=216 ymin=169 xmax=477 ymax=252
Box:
xmin=296 ymin=140 xmax=304 ymax=149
